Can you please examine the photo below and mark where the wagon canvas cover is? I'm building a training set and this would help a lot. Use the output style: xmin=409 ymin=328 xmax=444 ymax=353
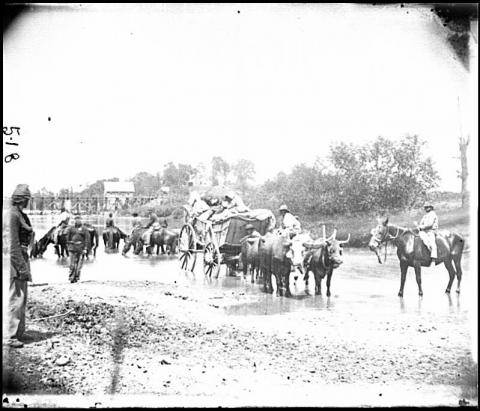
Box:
xmin=221 ymin=209 xmax=275 ymax=246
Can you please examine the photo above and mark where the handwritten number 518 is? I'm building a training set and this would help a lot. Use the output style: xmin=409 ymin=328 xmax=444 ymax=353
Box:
xmin=3 ymin=126 xmax=20 ymax=163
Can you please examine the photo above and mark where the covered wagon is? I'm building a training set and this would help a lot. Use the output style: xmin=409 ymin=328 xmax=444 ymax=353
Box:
xmin=178 ymin=209 xmax=275 ymax=277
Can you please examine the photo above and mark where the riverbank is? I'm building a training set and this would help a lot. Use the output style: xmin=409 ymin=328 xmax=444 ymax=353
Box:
xmin=2 ymin=276 xmax=477 ymax=407
xmin=302 ymin=203 xmax=470 ymax=248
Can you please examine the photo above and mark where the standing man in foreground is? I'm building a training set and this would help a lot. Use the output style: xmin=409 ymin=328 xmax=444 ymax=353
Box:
xmin=5 ymin=184 xmax=33 ymax=348
xmin=66 ymin=215 xmax=91 ymax=283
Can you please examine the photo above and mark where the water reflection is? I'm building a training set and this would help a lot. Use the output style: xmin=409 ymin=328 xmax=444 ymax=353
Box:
xmin=415 ymin=296 xmax=423 ymax=314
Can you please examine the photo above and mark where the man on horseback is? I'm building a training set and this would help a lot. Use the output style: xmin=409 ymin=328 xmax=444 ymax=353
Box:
xmin=144 ymin=210 xmax=161 ymax=250
xmin=105 ymin=212 xmax=115 ymax=228
xmin=104 ymin=212 xmax=125 ymax=249
xmin=66 ymin=215 xmax=91 ymax=283
xmin=53 ymin=207 xmax=70 ymax=244
xmin=415 ymin=202 xmax=439 ymax=261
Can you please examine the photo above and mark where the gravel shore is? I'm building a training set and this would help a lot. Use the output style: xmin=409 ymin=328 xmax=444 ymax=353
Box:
xmin=2 ymin=278 xmax=477 ymax=407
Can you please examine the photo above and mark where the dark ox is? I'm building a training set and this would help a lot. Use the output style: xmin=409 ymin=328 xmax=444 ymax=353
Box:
xmin=368 ymin=217 xmax=465 ymax=297
xmin=302 ymin=233 xmax=350 ymax=296
xmin=240 ymin=236 xmax=261 ymax=283
xmin=259 ymin=232 xmax=311 ymax=297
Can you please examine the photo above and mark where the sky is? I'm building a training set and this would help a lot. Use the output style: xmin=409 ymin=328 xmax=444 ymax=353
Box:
xmin=3 ymin=3 xmax=477 ymax=194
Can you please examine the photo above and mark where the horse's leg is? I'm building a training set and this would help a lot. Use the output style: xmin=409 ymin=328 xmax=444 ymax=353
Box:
xmin=444 ymin=258 xmax=456 ymax=294
xmin=398 ymin=261 xmax=408 ymax=297
xmin=413 ymin=263 xmax=423 ymax=297
xmin=453 ymin=256 xmax=462 ymax=294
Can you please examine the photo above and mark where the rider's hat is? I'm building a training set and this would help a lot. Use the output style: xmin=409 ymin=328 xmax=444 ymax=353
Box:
xmin=279 ymin=204 xmax=289 ymax=213
xmin=423 ymin=202 xmax=434 ymax=210
xmin=245 ymin=223 xmax=255 ymax=230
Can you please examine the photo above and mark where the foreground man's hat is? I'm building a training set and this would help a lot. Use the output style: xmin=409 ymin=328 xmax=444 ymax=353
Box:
xmin=279 ymin=204 xmax=289 ymax=212
xmin=423 ymin=202 xmax=434 ymax=210
xmin=11 ymin=184 xmax=31 ymax=204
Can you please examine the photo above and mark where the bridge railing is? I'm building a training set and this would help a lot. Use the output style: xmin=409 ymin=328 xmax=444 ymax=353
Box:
xmin=3 ymin=196 xmax=158 ymax=214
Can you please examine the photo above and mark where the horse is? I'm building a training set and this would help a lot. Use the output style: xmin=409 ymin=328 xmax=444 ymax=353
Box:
xmin=32 ymin=226 xmax=69 ymax=258
xmin=368 ymin=217 xmax=465 ymax=297
xmin=83 ymin=224 xmax=99 ymax=258
xmin=122 ymin=227 xmax=147 ymax=256
xmin=103 ymin=226 xmax=127 ymax=251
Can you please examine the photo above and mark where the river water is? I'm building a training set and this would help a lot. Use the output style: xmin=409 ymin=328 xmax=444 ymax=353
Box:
xmin=27 ymin=215 xmax=476 ymax=322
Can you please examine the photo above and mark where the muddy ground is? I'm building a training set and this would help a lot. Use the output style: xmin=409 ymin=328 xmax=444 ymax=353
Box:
xmin=2 ymin=271 xmax=478 ymax=407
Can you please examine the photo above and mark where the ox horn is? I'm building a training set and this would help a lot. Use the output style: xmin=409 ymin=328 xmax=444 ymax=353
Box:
xmin=325 ymin=228 xmax=337 ymax=242
xmin=338 ymin=233 xmax=351 ymax=244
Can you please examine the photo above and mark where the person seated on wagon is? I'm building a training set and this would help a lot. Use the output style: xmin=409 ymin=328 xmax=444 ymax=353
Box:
xmin=414 ymin=202 xmax=439 ymax=261
xmin=278 ymin=204 xmax=301 ymax=238
xmin=223 ymin=191 xmax=249 ymax=214
xmin=188 ymin=191 xmax=212 ymax=222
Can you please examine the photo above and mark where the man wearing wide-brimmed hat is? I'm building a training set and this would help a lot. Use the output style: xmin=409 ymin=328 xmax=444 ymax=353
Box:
xmin=4 ymin=184 xmax=33 ymax=348
xmin=416 ymin=202 xmax=439 ymax=261
xmin=279 ymin=204 xmax=301 ymax=238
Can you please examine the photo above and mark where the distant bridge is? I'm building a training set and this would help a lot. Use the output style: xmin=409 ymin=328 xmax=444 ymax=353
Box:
xmin=3 ymin=195 xmax=158 ymax=214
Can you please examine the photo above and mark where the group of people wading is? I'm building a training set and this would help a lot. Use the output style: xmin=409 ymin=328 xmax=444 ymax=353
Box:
xmin=5 ymin=183 xmax=446 ymax=349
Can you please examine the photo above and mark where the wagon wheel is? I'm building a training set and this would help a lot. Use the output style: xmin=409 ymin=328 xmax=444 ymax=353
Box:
xmin=203 ymin=242 xmax=221 ymax=278
xmin=178 ymin=224 xmax=197 ymax=272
